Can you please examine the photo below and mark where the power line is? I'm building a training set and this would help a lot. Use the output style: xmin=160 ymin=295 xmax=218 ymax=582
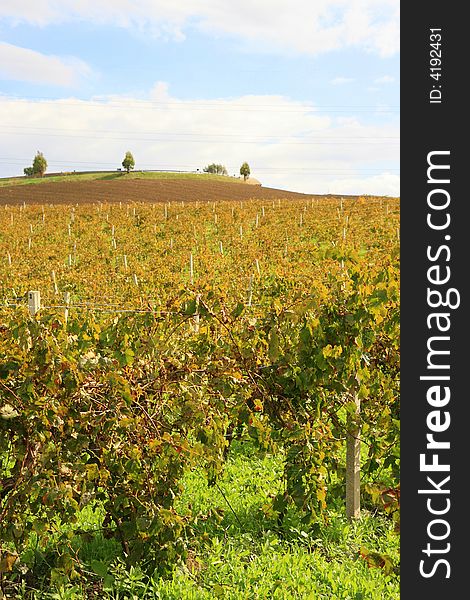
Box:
xmin=0 ymin=130 xmax=399 ymax=146
xmin=0 ymin=124 xmax=400 ymax=141
xmin=0 ymin=95 xmax=399 ymax=114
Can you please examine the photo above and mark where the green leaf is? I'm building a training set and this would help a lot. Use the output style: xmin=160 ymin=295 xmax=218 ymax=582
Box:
xmin=90 ymin=560 xmax=109 ymax=578
xmin=231 ymin=302 xmax=244 ymax=319
xmin=183 ymin=299 xmax=197 ymax=315
xmin=268 ymin=328 xmax=279 ymax=362
xmin=103 ymin=574 xmax=115 ymax=590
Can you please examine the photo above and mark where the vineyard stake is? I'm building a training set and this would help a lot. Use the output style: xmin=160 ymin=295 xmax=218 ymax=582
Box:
xmin=190 ymin=253 xmax=194 ymax=284
xmin=51 ymin=270 xmax=58 ymax=294
xmin=247 ymin=274 xmax=253 ymax=307
xmin=346 ymin=394 xmax=361 ymax=520
xmin=63 ymin=291 xmax=70 ymax=325
xmin=193 ymin=293 xmax=201 ymax=333
xmin=28 ymin=290 xmax=41 ymax=316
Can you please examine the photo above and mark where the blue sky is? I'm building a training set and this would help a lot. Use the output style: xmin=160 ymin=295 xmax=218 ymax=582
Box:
xmin=0 ymin=1 xmax=399 ymax=195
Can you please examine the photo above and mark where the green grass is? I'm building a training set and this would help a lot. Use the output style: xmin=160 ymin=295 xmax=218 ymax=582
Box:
xmin=6 ymin=443 xmax=399 ymax=599
xmin=0 ymin=171 xmax=243 ymax=187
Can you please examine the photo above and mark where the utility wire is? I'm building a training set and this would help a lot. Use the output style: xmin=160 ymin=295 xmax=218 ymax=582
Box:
xmin=1 ymin=124 xmax=399 ymax=141
xmin=0 ymin=95 xmax=399 ymax=114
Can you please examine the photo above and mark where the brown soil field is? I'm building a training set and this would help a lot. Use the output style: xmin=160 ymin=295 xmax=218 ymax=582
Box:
xmin=0 ymin=178 xmax=355 ymax=205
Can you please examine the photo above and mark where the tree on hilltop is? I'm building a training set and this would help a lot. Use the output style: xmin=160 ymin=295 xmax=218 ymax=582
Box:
xmin=240 ymin=162 xmax=250 ymax=181
xmin=122 ymin=151 xmax=135 ymax=173
xmin=203 ymin=163 xmax=228 ymax=175
xmin=23 ymin=167 xmax=34 ymax=177
xmin=32 ymin=151 xmax=47 ymax=177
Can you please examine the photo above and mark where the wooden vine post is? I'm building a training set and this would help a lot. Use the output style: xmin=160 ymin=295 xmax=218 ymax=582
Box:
xmin=193 ymin=293 xmax=201 ymax=333
xmin=346 ymin=393 xmax=361 ymax=520
xmin=28 ymin=291 xmax=41 ymax=316
xmin=63 ymin=291 xmax=71 ymax=325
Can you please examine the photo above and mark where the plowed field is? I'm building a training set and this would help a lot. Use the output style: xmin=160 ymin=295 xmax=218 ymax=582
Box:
xmin=0 ymin=178 xmax=353 ymax=205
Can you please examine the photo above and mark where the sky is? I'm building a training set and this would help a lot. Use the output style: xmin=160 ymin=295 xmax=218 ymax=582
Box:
xmin=0 ymin=1 xmax=399 ymax=195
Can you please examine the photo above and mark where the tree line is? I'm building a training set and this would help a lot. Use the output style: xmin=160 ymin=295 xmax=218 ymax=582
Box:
xmin=23 ymin=151 xmax=252 ymax=180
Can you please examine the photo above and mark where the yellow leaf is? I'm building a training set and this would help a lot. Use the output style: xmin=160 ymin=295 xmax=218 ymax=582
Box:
xmin=85 ymin=463 xmax=99 ymax=481
xmin=0 ymin=552 xmax=18 ymax=573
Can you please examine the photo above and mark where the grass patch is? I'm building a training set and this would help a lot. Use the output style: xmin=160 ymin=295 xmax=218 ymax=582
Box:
xmin=5 ymin=442 xmax=399 ymax=599
xmin=0 ymin=171 xmax=243 ymax=187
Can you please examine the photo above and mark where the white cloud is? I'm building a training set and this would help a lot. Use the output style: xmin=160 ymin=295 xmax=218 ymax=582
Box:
xmin=0 ymin=42 xmax=92 ymax=86
xmin=0 ymin=1 xmax=400 ymax=57
xmin=327 ymin=172 xmax=399 ymax=196
xmin=0 ymin=86 xmax=399 ymax=195
xmin=375 ymin=75 xmax=395 ymax=84
xmin=330 ymin=77 xmax=355 ymax=85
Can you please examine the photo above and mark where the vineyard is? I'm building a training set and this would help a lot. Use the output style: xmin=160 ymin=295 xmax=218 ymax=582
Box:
xmin=0 ymin=192 xmax=400 ymax=598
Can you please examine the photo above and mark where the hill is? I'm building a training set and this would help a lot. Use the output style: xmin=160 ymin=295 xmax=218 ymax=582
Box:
xmin=0 ymin=171 xmax=355 ymax=205
xmin=0 ymin=170 xmax=239 ymax=188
